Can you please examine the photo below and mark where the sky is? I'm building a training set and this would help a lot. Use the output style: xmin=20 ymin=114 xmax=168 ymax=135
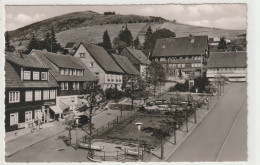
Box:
xmin=4 ymin=4 xmax=247 ymax=31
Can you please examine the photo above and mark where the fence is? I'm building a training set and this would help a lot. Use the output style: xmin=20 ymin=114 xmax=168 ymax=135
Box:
xmin=78 ymin=111 xmax=136 ymax=143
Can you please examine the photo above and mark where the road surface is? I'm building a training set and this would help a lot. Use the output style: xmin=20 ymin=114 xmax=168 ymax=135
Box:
xmin=166 ymin=83 xmax=247 ymax=162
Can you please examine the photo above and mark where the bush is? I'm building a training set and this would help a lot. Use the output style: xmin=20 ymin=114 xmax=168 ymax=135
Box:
xmin=105 ymin=88 xmax=124 ymax=101
xmin=169 ymin=80 xmax=189 ymax=92
xmin=190 ymin=72 xmax=210 ymax=93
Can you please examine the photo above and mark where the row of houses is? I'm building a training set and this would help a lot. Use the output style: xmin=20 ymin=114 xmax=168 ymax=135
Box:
xmin=5 ymin=35 xmax=246 ymax=132
xmin=5 ymin=44 xmax=150 ymax=132
xmin=151 ymin=35 xmax=247 ymax=81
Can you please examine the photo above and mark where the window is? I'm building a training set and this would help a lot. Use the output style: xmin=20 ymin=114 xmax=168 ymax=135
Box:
xmin=33 ymin=71 xmax=40 ymax=80
xmin=178 ymin=64 xmax=181 ymax=68
xmin=77 ymin=70 xmax=80 ymax=76
xmin=41 ymin=72 xmax=48 ymax=80
xmin=50 ymin=90 xmax=56 ymax=99
xmin=76 ymin=82 xmax=80 ymax=90
xmin=116 ymin=75 xmax=118 ymax=82
xmin=161 ymin=58 xmax=166 ymax=61
xmin=60 ymin=69 xmax=64 ymax=75
xmin=69 ymin=69 xmax=73 ymax=75
xmin=73 ymin=69 xmax=77 ymax=75
xmin=155 ymin=58 xmax=158 ymax=61
xmin=60 ymin=82 xmax=64 ymax=90
xmin=107 ymin=74 xmax=111 ymax=82
xmin=173 ymin=64 xmax=176 ymax=68
xmin=64 ymin=82 xmax=69 ymax=90
xmin=35 ymin=90 xmax=41 ymax=101
xmin=89 ymin=62 xmax=94 ymax=68
xmin=25 ymin=91 xmax=33 ymax=102
xmin=80 ymin=53 xmax=85 ymax=58
xmin=34 ymin=110 xmax=41 ymax=121
xmin=182 ymin=64 xmax=185 ymax=68
xmin=25 ymin=111 xmax=33 ymax=122
xmin=9 ymin=91 xmax=20 ymax=103
xmin=111 ymin=74 xmax=114 ymax=82
xmin=95 ymin=72 xmax=99 ymax=80
xmin=65 ymin=69 xmax=69 ymax=75
xmin=43 ymin=90 xmax=49 ymax=100
xmin=24 ymin=71 xmax=31 ymax=80
xmin=73 ymin=82 xmax=76 ymax=90
xmin=79 ymin=70 xmax=83 ymax=76
xmin=10 ymin=113 xmax=18 ymax=126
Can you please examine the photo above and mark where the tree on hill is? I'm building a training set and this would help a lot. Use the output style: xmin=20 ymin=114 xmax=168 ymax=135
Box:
xmin=118 ymin=24 xmax=133 ymax=47
xmin=133 ymin=36 xmax=140 ymax=49
xmin=102 ymin=30 xmax=112 ymax=50
xmin=50 ymin=27 xmax=61 ymax=53
xmin=146 ymin=61 xmax=166 ymax=97
xmin=113 ymin=37 xmax=127 ymax=54
xmin=218 ymin=37 xmax=227 ymax=50
xmin=25 ymin=34 xmax=40 ymax=54
xmin=43 ymin=32 xmax=51 ymax=51
xmin=143 ymin=26 xmax=153 ymax=50
xmin=5 ymin=32 xmax=15 ymax=52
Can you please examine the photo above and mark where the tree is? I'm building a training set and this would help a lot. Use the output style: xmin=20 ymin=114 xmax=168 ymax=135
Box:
xmin=133 ymin=36 xmax=141 ymax=49
xmin=218 ymin=37 xmax=227 ymax=50
xmin=102 ymin=30 xmax=112 ymax=50
xmin=190 ymin=72 xmax=210 ymax=93
xmin=118 ymin=24 xmax=133 ymax=47
xmin=124 ymin=76 xmax=149 ymax=109
xmin=147 ymin=61 xmax=166 ymax=97
xmin=77 ymin=83 xmax=106 ymax=158
xmin=150 ymin=28 xmax=176 ymax=51
xmin=43 ymin=32 xmax=51 ymax=52
xmin=25 ymin=34 xmax=40 ymax=54
xmin=143 ymin=26 xmax=153 ymax=50
xmin=48 ymin=27 xmax=61 ymax=53
xmin=5 ymin=32 xmax=15 ymax=52
xmin=113 ymin=37 xmax=127 ymax=54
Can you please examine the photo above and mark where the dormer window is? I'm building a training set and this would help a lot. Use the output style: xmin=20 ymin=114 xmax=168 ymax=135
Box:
xmin=24 ymin=71 xmax=31 ymax=80
xmin=33 ymin=71 xmax=39 ymax=80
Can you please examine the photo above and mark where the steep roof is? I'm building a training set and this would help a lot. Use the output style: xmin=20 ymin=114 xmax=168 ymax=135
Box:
xmin=65 ymin=42 xmax=77 ymax=49
xmin=5 ymin=61 xmax=58 ymax=88
xmin=152 ymin=36 xmax=208 ymax=57
xmin=207 ymin=51 xmax=247 ymax=68
xmin=5 ymin=52 xmax=49 ymax=69
xmin=30 ymin=49 xmax=96 ymax=82
xmin=80 ymin=43 xmax=124 ymax=74
xmin=111 ymin=54 xmax=139 ymax=75
xmin=124 ymin=47 xmax=151 ymax=65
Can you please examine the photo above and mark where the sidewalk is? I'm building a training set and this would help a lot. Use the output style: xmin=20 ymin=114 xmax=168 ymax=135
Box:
xmin=5 ymin=108 xmax=132 ymax=158
xmin=5 ymin=121 xmax=66 ymax=157
xmin=146 ymin=84 xmax=231 ymax=162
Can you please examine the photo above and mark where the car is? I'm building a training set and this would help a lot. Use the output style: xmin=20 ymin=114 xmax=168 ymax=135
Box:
xmin=72 ymin=115 xmax=89 ymax=127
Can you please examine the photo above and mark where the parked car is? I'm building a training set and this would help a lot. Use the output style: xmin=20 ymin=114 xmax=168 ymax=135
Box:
xmin=72 ymin=115 xmax=89 ymax=127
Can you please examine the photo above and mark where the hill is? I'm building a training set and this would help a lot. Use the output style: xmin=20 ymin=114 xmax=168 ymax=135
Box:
xmin=7 ymin=10 xmax=246 ymax=50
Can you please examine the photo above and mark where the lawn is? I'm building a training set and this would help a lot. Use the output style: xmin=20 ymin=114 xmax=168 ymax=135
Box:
xmin=103 ymin=114 xmax=174 ymax=149
xmin=56 ymin=23 xmax=146 ymax=47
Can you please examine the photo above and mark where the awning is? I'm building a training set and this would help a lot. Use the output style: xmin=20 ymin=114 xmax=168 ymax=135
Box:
xmin=49 ymin=105 xmax=63 ymax=114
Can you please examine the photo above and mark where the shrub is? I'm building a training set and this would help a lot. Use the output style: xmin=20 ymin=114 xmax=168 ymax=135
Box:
xmin=105 ymin=88 xmax=124 ymax=101
xmin=169 ymin=80 xmax=189 ymax=92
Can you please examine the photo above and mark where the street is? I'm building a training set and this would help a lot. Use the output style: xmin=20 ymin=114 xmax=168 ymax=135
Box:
xmin=166 ymin=83 xmax=247 ymax=162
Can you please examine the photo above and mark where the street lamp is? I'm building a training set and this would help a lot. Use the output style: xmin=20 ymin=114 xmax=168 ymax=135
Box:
xmin=135 ymin=122 xmax=143 ymax=161
xmin=74 ymin=116 xmax=81 ymax=150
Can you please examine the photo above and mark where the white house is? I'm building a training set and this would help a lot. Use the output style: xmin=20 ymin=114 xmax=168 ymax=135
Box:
xmin=73 ymin=43 xmax=124 ymax=90
xmin=207 ymin=51 xmax=247 ymax=82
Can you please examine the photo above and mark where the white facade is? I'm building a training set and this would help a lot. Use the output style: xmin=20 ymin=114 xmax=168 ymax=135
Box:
xmin=207 ymin=67 xmax=247 ymax=82
xmin=74 ymin=44 xmax=123 ymax=90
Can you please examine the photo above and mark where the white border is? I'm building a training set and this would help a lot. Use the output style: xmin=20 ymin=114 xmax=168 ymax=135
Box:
xmin=0 ymin=0 xmax=259 ymax=165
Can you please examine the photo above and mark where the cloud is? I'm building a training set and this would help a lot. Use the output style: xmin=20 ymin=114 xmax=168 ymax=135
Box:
xmin=14 ymin=13 xmax=45 ymax=23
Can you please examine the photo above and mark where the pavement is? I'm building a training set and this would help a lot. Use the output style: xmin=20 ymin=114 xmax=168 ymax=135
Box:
xmin=5 ymin=108 xmax=131 ymax=162
xmin=165 ymin=83 xmax=247 ymax=162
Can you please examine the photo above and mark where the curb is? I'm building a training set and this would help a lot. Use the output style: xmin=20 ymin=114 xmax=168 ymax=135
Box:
xmin=162 ymin=84 xmax=232 ymax=161
xmin=5 ymin=128 xmax=66 ymax=157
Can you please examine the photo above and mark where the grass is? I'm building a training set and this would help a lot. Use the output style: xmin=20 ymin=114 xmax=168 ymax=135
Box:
xmin=103 ymin=114 xmax=173 ymax=148
xmin=56 ymin=23 xmax=146 ymax=47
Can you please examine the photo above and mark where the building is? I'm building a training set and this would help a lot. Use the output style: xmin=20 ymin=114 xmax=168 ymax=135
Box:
xmin=151 ymin=36 xmax=209 ymax=78
xmin=30 ymin=49 xmax=96 ymax=116
xmin=5 ymin=52 xmax=59 ymax=132
xmin=120 ymin=47 xmax=151 ymax=78
xmin=73 ymin=43 xmax=124 ymax=90
xmin=207 ymin=51 xmax=247 ymax=82
xmin=64 ymin=42 xmax=77 ymax=55
xmin=209 ymin=38 xmax=220 ymax=46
